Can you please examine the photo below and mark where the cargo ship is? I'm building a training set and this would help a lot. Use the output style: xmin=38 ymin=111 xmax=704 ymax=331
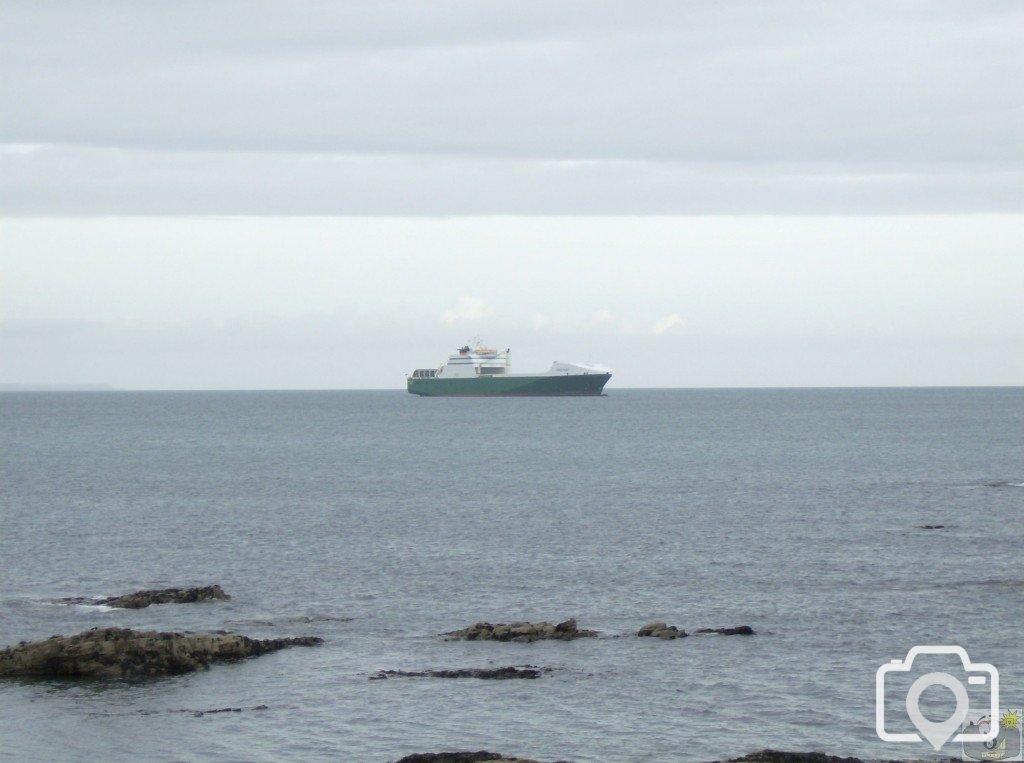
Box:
xmin=407 ymin=344 xmax=612 ymax=397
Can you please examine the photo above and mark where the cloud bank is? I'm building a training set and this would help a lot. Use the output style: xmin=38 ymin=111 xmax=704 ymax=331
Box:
xmin=2 ymin=1 xmax=1022 ymax=215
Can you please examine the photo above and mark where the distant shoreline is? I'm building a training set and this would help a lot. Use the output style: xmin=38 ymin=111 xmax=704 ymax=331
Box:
xmin=0 ymin=384 xmax=118 ymax=392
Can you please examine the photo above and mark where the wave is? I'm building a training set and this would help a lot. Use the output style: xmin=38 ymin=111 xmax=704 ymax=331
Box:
xmin=19 ymin=596 xmax=117 ymax=612
xmin=926 ymin=577 xmax=1024 ymax=591
xmin=48 ymin=597 xmax=116 ymax=611
xmin=226 ymin=614 xmax=353 ymax=628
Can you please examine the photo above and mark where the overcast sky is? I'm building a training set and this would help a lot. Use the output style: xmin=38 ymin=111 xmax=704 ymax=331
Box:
xmin=1 ymin=2 xmax=1022 ymax=388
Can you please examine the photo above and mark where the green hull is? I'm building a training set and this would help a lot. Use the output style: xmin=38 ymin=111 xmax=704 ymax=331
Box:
xmin=407 ymin=373 xmax=611 ymax=397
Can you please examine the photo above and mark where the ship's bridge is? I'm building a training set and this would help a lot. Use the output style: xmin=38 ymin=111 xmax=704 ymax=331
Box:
xmin=434 ymin=344 xmax=511 ymax=379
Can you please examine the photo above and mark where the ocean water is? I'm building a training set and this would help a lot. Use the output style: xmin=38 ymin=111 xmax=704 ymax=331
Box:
xmin=0 ymin=388 xmax=1021 ymax=763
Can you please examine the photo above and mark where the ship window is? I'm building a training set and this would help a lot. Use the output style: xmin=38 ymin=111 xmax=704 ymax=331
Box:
xmin=479 ymin=367 xmax=505 ymax=375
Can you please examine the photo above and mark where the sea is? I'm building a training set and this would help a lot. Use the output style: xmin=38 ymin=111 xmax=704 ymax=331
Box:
xmin=1 ymin=388 xmax=1021 ymax=763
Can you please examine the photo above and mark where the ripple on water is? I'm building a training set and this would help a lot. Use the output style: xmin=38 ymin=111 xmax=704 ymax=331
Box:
xmin=1 ymin=388 xmax=1021 ymax=761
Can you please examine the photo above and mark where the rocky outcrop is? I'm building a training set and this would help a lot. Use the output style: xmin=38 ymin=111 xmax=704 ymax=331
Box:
xmin=395 ymin=751 xmax=943 ymax=763
xmin=637 ymin=621 xmax=688 ymax=639
xmin=393 ymin=753 xmax=566 ymax=763
xmin=722 ymin=751 xmax=913 ymax=763
xmin=61 ymin=585 xmax=230 ymax=609
xmin=98 ymin=585 xmax=230 ymax=609
xmin=370 ymin=666 xmax=546 ymax=680
xmin=637 ymin=622 xmax=754 ymax=637
xmin=695 ymin=625 xmax=755 ymax=636
xmin=444 ymin=618 xmax=597 ymax=642
xmin=0 ymin=627 xmax=322 ymax=680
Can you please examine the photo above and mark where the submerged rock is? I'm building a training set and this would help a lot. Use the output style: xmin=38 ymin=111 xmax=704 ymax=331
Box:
xmin=444 ymin=618 xmax=597 ymax=642
xmin=186 ymin=704 xmax=269 ymax=718
xmin=0 ymin=627 xmax=322 ymax=680
xmin=637 ymin=621 xmax=688 ymax=639
xmin=370 ymin=666 xmax=546 ymax=680
xmin=695 ymin=625 xmax=755 ymax=636
xmin=140 ymin=704 xmax=270 ymax=717
xmin=98 ymin=585 xmax=230 ymax=609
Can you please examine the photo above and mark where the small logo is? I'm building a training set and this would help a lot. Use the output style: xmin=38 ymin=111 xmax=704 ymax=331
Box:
xmin=876 ymin=645 xmax=1000 ymax=751
xmin=963 ymin=709 xmax=1023 ymax=761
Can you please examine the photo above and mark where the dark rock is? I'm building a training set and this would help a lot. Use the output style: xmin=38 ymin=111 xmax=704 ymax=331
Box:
xmin=728 ymin=752 xmax=864 ymax=763
xmin=553 ymin=618 xmax=576 ymax=634
xmin=637 ymin=621 xmax=688 ymax=639
xmin=98 ymin=585 xmax=230 ymax=609
xmin=720 ymin=750 xmax=949 ymax=763
xmin=61 ymin=585 xmax=230 ymax=609
xmin=370 ymin=666 xmax=546 ymax=680
xmin=393 ymin=755 xmax=505 ymax=763
xmin=0 ymin=627 xmax=322 ymax=680
xmin=444 ymin=619 xmax=597 ymax=642
xmin=397 ymin=750 xmax=951 ymax=763
xmin=695 ymin=625 xmax=755 ymax=636
xmin=392 ymin=753 xmax=564 ymax=763
xmin=919 ymin=524 xmax=946 ymax=530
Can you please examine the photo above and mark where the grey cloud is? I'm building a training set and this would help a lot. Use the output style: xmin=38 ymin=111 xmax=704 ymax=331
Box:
xmin=3 ymin=144 xmax=1021 ymax=215
xmin=2 ymin=1 xmax=1022 ymax=214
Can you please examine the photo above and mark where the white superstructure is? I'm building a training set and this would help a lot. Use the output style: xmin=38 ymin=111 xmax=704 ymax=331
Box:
xmin=435 ymin=345 xmax=511 ymax=379
xmin=409 ymin=343 xmax=612 ymax=380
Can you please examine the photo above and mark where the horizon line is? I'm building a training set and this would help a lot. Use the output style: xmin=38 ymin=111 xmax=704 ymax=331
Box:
xmin=2 ymin=384 xmax=1021 ymax=393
